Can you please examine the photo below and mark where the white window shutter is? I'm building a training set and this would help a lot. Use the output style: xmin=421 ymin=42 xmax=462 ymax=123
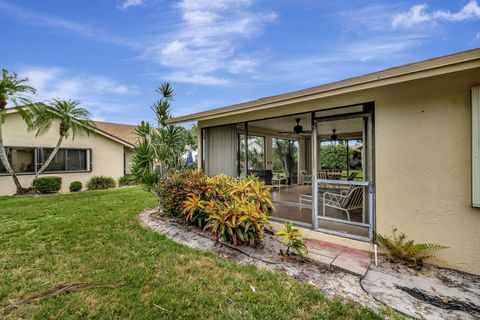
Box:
xmin=472 ymin=87 xmax=480 ymax=207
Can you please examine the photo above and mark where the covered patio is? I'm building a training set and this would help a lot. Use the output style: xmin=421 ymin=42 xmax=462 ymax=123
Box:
xmin=201 ymin=103 xmax=375 ymax=242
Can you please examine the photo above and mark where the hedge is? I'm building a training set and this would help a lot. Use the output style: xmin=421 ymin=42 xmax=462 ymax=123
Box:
xmin=86 ymin=176 xmax=116 ymax=190
xmin=69 ymin=181 xmax=83 ymax=192
xmin=32 ymin=176 xmax=62 ymax=194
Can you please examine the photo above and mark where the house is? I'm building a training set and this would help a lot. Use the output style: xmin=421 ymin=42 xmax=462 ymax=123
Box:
xmin=0 ymin=109 xmax=137 ymax=195
xmin=167 ymin=48 xmax=480 ymax=275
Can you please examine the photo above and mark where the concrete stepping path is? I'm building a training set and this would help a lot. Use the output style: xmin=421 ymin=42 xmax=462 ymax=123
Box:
xmin=304 ymin=239 xmax=371 ymax=277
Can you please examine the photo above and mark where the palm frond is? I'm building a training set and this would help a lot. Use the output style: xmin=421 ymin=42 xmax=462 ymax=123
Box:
xmin=155 ymin=82 xmax=174 ymax=101
xmin=0 ymin=69 xmax=36 ymax=109
xmin=27 ymin=99 xmax=94 ymax=139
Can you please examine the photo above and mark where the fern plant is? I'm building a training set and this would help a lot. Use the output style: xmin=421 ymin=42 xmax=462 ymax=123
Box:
xmin=276 ymin=222 xmax=308 ymax=259
xmin=376 ymin=228 xmax=448 ymax=269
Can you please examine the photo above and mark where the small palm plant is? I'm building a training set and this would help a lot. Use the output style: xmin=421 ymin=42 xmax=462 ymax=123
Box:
xmin=131 ymin=82 xmax=197 ymax=204
xmin=0 ymin=69 xmax=36 ymax=194
xmin=28 ymin=99 xmax=95 ymax=178
xmin=276 ymin=222 xmax=308 ymax=259
xmin=376 ymin=228 xmax=448 ymax=269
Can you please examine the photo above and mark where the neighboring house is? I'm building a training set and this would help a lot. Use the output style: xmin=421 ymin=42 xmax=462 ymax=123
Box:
xmin=168 ymin=48 xmax=480 ymax=275
xmin=0 ymin=110 xmax=137 ymax=195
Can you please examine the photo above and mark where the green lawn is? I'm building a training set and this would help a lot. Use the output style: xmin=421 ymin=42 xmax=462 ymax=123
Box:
xmin=0 ymin=187 xmax=382 ymax=319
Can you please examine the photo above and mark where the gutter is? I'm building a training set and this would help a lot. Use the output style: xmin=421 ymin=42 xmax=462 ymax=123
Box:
xmin=167 ymin=48 xmax=480 ymax=124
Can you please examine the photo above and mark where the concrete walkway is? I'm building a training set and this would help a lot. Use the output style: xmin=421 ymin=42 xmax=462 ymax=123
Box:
xmin=305 ymin=239 xmax=371 ymax=277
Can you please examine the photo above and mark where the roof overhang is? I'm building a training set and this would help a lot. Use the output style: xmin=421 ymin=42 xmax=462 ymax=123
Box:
xmin=167 ymin=48 xmax=480 ymax=124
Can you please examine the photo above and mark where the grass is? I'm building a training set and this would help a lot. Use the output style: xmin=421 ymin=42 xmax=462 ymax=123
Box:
xmin=0 ymin=187 xmax=382 ymax=319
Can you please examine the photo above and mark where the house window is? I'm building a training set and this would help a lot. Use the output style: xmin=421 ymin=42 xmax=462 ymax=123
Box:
xmin=472 ymin=86 xmax=480 ymax=207
xmin=66 ymin=149 xmax=87 ymax=171
xmin=0 ymin=147 xmax=90 ymax=175
xmin=42 ymin=149 xmax=67 ymax=172
xmin=39 ymin=148 xmax=88 ymax=172
xmin=0 ymin=147 xmax=35 ymax=173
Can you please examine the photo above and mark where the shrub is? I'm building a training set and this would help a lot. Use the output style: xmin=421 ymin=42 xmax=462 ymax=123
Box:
xmin=86 ymin=176 xmax=115 ymax=190
xmin=276 ymin=222 xmax=308 ymax=259
xmin=69 ymin=181 xmax=82 ymax=192
xmin=320 ymin=144 xmax=347 ymax=170
xmin=187 ymin=160 xmax=198 ymax=170
xmin=158 ymin=170 xmax=207 ymax=216
xmin=376 ymin=228 xmax=448 ymax=269
xmin=32 ymin=176 xmax=62 ymax=194
xmin=118 ymin=174 xmax=138 ymax=187
xmin=182 ymin=174 xmax=273 ymax=247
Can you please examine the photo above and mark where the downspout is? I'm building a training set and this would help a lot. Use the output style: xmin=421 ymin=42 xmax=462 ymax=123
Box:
xmin=311 ymin=116 xmax=318 ymax=229
xmin=244 ymin=122 xmax=248 ymax=177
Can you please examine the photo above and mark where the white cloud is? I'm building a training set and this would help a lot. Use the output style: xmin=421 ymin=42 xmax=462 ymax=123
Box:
xmin=16 ymin=66 xmax=141 ymax=122
xmin=0 ymin=0 xmax=276 ymax=86
xmin=163 ymin=72 xmax=230 ymax=86
xmin=393 ymin=0 xmax=480 ymax=28
xmin=392 ymin=4 xmax=432 ymax=28
xmin=18 ymin=66 xmax=137 ymax=101
xmin=117 ymin=0 xmax=143 ymax=10
xmin=433 ymin=0 xmax=480 ymax=21
xmin=141 ymin=0 xmax=277 ymax=85
xmin=0 ymin=0 xmax=139 ymax=49
xmin=228 ymin=58 xmax=258 ymax=74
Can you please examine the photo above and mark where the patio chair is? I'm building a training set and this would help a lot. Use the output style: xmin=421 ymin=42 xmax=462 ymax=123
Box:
xmin=272 ymin=172 xmax=288 ymax=194
xmin=322 ymin=186 xmax=363 ymax=221
xmin=299 ymin=193 xmax=312 ymax=210
xmin=347 ymin=172 xmax=358 ymax=181
xmin=317 ymin=171 xmax=328 ymax=180
xmin=300 ymin=170 xmax=312 ymax=186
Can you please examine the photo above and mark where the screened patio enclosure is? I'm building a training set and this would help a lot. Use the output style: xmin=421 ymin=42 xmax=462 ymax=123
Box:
xmin=201 ymin=103 xmax=375 ymax=241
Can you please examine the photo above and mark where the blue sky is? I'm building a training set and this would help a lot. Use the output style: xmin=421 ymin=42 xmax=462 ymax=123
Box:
xmin=1 ymin=0 xmax=479 ymax=125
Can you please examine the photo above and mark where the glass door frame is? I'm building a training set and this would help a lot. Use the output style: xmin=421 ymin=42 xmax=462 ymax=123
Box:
xmin=311 ymin=103 xmax=375 ymax=242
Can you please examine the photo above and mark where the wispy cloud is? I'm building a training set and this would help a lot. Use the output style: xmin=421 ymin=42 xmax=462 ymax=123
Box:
xmin=1 ymin=0 xmax=277 ymax=87
xmin=117 ymin=0 xmax=144 ymax=10
xmin=270 ymin=35 xmax=424 ymax=85
xmin=0 ymin=0 xmax=139 ymax=49
xmin=19 ymin=67 xmax=137 ymax=100
xmin=17 ymin=66 xmax=139 ymax=121
xmin=141 ymin=0 xmax=277 ymax=85
xmin=392 ymin=0 xmax=480 ymax=28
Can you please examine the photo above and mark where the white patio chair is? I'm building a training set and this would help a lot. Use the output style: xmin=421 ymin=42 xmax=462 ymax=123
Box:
xmin=300 ymin=170 xmax=312 ymax=186
xmin=322 ymin=186 xmax=363 ymax=221
xmin=299 ymin=193 xmax=312 ymax=210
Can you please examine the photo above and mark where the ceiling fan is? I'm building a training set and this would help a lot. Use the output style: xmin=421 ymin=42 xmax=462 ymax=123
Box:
xmin=330 ymin=129 xmax=338 ymax=140
xmin=278 ymin=118 xmax=312 ymax=135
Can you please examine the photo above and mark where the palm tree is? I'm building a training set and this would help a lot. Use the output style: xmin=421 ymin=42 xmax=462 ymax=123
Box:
xmin=131 ymin=82 xmax=194 ymax=203
xmin=0 ymin=69 xmax=36 ymax=194
xmin=29 ymin=99 xmax=95 ymax=179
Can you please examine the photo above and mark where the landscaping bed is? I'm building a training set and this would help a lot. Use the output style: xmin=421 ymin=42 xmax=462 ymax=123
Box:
xmin=141 ymin=208 xmax=480 ymax=320
xmin=139 ymin=208 xmax=383 ymax=312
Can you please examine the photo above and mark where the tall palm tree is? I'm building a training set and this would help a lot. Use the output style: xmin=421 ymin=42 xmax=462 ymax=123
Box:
xmin=0 ymin=69 xmax=36 ymax=194
xmin=29 ymin=99 xmax=95 ymax=178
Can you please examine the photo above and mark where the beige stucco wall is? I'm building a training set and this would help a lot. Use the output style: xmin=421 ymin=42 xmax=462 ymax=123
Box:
xmin=199 ymin=68 xmax=480 ymax=274
xmin=0 ymin=112 xmax=129 ymax=195
xmin=124 ymin=148 xmax=133 ymax=174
